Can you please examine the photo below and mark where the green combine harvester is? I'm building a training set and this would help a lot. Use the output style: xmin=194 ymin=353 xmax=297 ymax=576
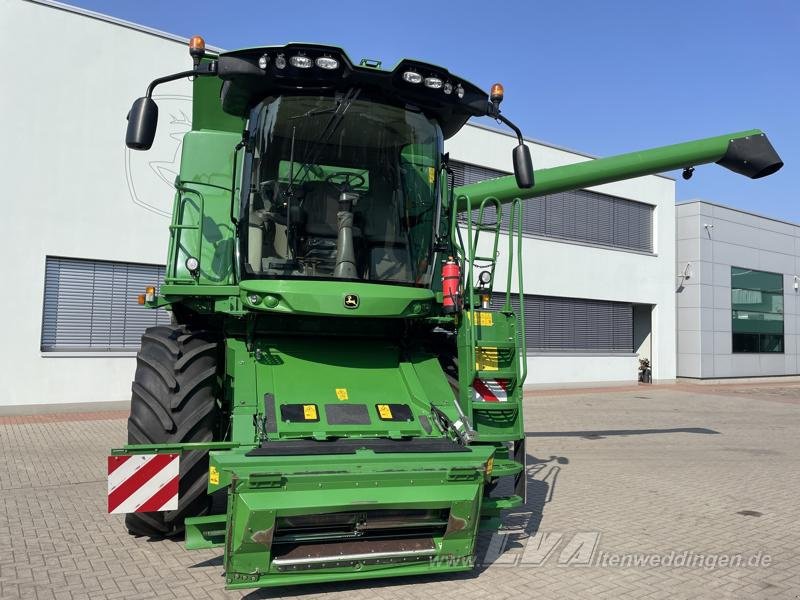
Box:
xmin=110 ymin=36 xmax=782 ymax=590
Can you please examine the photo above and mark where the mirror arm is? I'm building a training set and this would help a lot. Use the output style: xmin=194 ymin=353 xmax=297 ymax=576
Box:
xmin=495 ymin=113 xmax=525 ymax=147
xmin=145 ymin=61 xmax=217 ymax=98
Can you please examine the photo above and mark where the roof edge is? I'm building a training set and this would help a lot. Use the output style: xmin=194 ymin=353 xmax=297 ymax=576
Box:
xmin=678 ymin=199 xmax=800 ymax=230
xmin=23 ymin=0 xmax=224 ymax=51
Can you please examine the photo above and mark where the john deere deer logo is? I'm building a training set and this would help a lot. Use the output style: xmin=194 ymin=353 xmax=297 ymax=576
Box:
xmin=344 ymin=294 xmax=360 ymax=309
xmin=124 ymin=94 xmax=192 ymax=217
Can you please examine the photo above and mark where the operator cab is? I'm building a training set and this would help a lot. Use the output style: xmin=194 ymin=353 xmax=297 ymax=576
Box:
xmin=242 ymin=92 xmax=441 ymax=286
xmin=215 ymin=44 xmax=492 ymax=288
xmin=124 ymin=42 xmax=534 ymax=288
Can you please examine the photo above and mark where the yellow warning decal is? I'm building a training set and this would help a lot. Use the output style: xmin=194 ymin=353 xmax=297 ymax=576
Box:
xmin=377 ymin=404 xmax=393 ymax=419
xmin=428 ymin=167 xmax=436 ymax=184
xmin=335 ymin=388 xmax=349 ymax=401
xmin=209 ymin=465 xmax=220 ymax=486
xmin=475 ymin=347 xmax=499 ymax=371
xmin=303 ymin=404 xmax=318 ymax=420
xmin=467 ymin=311 xmax=494 ymax=326
xmin=485 ymin=457 xmax=494 ymax=476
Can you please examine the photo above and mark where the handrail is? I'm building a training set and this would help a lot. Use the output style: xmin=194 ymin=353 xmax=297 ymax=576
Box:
xmin=472 ymin=197 xmax=503 ymax=290
xmin=451 ymin=193 xmax=476 ymax=382
xmin=166 ymin=185 xmax=205 ymax=285
xmin=508 ymin=198 xmax=527 ymax=384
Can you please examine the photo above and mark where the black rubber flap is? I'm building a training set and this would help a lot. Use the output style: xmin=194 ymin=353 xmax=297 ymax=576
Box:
xmin=716 ymin=133 xmax=783 ymax=179
xmin=375 ymin=403 xmax=414 ymax=421
xmin=247 ymin=438 xmax=470 ymax=456
xmin=280 ymin=404 xmax=320 ymax=422
xmin=418 ymin=415 xmax=433 ymax=434
xmin=263 ymin=394 xmax=278 ymax=432
xmin=325 ymin=404 xmax=371 ymax=425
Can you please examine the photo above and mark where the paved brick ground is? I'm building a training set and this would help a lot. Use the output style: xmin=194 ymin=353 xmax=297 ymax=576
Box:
xmin=1 ymin=384 xmax=799 ymax=599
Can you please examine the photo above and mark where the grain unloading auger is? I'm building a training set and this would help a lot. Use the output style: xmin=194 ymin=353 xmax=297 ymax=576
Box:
xmin=108 ymin=36 xmax=783 ymax=590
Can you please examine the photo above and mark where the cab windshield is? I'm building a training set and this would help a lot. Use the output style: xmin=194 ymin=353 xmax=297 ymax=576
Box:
xmin=241 ymin=92 xmax=441 ymax=286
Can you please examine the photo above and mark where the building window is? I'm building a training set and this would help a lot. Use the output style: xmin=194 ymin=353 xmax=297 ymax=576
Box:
xmin=731 ymin=267 xmax=784 ymax=353
xmin=451 ymin=160 xmax=654 ymax=253
xmin=492 ymin=293 xmax=633 ymax=353
xmin=41 ymin=256 xmax=170 ymax=352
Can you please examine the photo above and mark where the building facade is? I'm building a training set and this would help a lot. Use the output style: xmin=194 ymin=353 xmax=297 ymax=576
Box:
xmin=676 ymin=200 xmax=800 ymax=378
xmin=1 ymin=0 xmax=677 ymax=410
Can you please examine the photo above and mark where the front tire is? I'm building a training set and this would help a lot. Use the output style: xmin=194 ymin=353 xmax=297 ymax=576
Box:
xmin=124 ymin=324 xmax=220 ymax=538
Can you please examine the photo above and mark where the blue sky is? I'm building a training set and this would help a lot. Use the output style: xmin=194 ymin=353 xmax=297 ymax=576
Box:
xmin=64 ymin=0 xmax=798 ymax=220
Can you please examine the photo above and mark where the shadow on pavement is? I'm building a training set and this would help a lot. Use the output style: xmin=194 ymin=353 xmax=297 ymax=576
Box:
xmin=474 ymin=453 xmax=565 ymax=572
xmin=527 ymin=426 xmax=719 ymax=439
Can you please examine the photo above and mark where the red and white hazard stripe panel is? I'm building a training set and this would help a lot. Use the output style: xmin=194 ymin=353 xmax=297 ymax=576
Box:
xmin=473 ymin=378 xmax=509 ymax=402
xmin=107 ymin=453 xmax=179 ymax=514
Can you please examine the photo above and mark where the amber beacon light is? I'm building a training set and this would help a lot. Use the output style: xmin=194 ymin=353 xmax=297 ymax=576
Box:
xmin=189 ymin=35 xmax=206 ymax=66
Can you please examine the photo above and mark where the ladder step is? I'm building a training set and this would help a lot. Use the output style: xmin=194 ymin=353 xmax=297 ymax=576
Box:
xmin=475 ymin=341 xmax=516 ymax=349
xmin=475 ymin=370 xmax=517 ymax=379
xmin=471 ymin=401 xmax=518 ymax=412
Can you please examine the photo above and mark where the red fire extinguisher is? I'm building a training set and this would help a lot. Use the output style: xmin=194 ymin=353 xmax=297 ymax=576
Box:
xmin=442 ymin=256 xmax=461 ymax=314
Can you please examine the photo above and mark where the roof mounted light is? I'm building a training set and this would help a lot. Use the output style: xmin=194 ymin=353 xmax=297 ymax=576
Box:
xmin=290 ymin=55 xmax=313 ymax=69
xmin=402 ymin=71 xmax=423 ymax=84
xmin=490 ymin=82 xmax=504 ymax=103
xmin=188 ymin=35 xmax=205 ymax=67
xmin=443 ymin=82 xmax=453 ymax=95
xmin=424 ymin=76 xmax=443 ymax=89
xmin=258 ymin=54 xmax=270 ymax=69
xmin=275 ymin=54 xmax=287 ymax=69
xmin=315 ymin=56 xmax=339 ymax=70
xmin=455 ymin=84 xmax=465 ymax=99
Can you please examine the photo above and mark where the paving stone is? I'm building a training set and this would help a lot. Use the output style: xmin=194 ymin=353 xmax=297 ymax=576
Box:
xmin=1 ymin=383 xmax=799 ymax=598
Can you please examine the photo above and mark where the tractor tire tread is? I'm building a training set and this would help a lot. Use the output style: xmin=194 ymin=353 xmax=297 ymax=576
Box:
xmin=124 ymin=324 xmax=219 ymax=539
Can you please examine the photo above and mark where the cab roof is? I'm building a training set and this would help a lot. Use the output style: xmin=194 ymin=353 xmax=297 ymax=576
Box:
xmin=216 ymin=43 xmax=490 ymax=139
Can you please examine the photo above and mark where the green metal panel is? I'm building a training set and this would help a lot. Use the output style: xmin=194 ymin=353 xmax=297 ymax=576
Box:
xmin=240 ymin=280 xmax=434 ymax=318
xmin=210 ymin=445 xmax=491 ymax=588
xmin=192 ymin=66 xmax=245 ymax=133
xmin=166 ymin=130 xmax=239 ymax=286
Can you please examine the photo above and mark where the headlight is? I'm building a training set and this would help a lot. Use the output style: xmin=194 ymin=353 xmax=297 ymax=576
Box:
xmin=315 ymin=56 xmax=339 ymax=70
xmin=424 ymin=77 xmax=443 ymax=89
xmin=456 ymin=84 xmax=465 ymax=99
xmin=258 ymin=54 xmax=269 ymax=69
xmin=402 ymin=71 xmax=423 ymax=84
xmin=290 ymin=55 xmax=313 ymax=69
xmin=443 ymin=82 xmax=453 ymax=95
xmin=275 ymin=54 xmax=286 ymax=69
xmin=185 ymin=256 xmax=199 ymax=272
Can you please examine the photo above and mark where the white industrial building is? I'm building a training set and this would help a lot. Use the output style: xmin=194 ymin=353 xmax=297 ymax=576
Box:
xmin=1 ymin=0 xmax=677 ymax=411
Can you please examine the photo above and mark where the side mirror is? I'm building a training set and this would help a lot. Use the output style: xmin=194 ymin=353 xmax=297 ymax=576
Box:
xmin=513 ymin=143 xmax=534 ymax=189
xmin=125 ymin=97 xmax=158 ymax=150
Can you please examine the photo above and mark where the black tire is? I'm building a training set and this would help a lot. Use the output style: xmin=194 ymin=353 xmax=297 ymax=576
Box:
xmin=124 ymin=324 xmax=220 ymax=538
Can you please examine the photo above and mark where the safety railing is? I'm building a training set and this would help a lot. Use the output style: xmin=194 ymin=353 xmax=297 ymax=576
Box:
xmin=165 ymin=185 xmax=205 ymax=285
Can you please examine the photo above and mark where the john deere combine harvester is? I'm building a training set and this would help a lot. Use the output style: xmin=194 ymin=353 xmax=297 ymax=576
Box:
xmin=110 ymin=36 xmax=782 ymax=590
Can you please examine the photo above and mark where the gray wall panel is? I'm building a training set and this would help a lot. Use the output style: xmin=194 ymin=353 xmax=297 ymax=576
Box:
xmin=713 ymin=332 xmax=732 ymax=355
xmin=758 ymin=251 xmax=795 ymax=274
xmin=677 ymin=201 xmax=800 ymax=378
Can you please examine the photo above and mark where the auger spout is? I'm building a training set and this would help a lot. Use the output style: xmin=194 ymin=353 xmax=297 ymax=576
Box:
xmin=455 ymin=129 xmax=783 ymax=209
